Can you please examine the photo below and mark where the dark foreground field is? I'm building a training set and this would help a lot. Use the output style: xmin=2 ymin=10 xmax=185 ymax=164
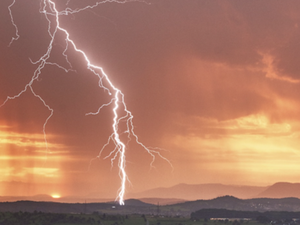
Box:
xmin=2 ymin=197 xmax=300 ymax=224
xmin=0 ymin=211 xmax=266 ymax=225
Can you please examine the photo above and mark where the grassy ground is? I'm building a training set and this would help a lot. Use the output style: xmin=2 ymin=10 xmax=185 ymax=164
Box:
xmin=0 ymin=211 xmax=266 ymax=225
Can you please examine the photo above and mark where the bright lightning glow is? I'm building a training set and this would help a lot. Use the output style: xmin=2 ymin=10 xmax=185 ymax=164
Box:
xmin=3 ymin=0 xmax=172 ymax=205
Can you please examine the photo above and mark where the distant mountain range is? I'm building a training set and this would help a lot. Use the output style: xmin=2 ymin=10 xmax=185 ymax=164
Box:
xmin=1 ymin=182 xmax=300 ymax=203
xmin=128 ymin=183 xmax=267 ymax=200
xmin=129 ymin=182 xmax=300 ymax=201
xmin=256 ymin=182 xmax=300 ymax=199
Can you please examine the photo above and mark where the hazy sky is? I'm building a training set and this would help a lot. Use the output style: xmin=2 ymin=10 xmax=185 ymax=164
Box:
xmin=1 ymin=0 xmax=300 ymax=199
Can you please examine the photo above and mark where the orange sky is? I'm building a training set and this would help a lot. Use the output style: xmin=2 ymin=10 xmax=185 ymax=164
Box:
xmin=1 ymin=0 xmax=300 ymax=200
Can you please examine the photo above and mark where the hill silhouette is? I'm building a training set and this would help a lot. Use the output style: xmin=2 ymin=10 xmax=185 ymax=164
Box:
xmin=257 ymin=182 xmax=300 ymax=198
xmin=2 ymin=196 xmax=300 ymax=217
xmin=2 ymin=182 xmax=300 ymax=203
xmin=129 ymin=183 xmax=267 ymax=200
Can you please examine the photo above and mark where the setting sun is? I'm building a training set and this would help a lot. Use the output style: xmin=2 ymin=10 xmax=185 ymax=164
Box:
xmin=51 ymin=194 xmax=61 ymax=199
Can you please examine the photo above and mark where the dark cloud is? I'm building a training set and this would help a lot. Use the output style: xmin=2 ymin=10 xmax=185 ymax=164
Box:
xmin=2 ymin=0 xmax=300 ymax=147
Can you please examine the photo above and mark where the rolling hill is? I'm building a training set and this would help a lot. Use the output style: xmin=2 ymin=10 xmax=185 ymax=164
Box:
xmin=2 ymin=196 xmax=300 ymax=217
xmin=128 ymin=183 xmax=267 ymax=200
xmin=257 ymin=182 xmax=300 ymax=198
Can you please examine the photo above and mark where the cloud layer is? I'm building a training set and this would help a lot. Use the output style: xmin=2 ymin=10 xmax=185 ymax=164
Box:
xmin=1 ymin=0 xmax=300 ymax=197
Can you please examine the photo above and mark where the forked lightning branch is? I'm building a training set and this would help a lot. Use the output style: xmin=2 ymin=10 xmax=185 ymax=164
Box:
xmin=2 ymin=0 xmax=172 ymax=205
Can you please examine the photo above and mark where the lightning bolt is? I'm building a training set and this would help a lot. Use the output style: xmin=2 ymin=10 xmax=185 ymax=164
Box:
xmin=3 ymin=0 xmax=172 ymax=205
xmin=8 ymin=0 xmax=19 ymax=47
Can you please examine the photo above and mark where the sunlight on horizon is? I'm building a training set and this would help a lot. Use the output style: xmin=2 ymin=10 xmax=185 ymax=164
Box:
xmin=51 ymin=194 xmax=61 ymax=199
